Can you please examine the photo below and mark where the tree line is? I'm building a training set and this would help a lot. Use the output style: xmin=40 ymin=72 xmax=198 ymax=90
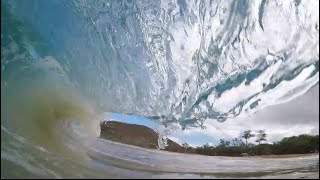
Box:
xmin=174 ymin=130 xmax=319 ymax=157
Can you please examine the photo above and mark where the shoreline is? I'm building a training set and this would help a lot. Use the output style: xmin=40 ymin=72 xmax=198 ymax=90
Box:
xmin=252 ymin=153 xmax=319 ymax=159
xmin=160 ymin=149 xmax=319 ymax=159
xmin=98 ymin=138 xmax=319 ymax=159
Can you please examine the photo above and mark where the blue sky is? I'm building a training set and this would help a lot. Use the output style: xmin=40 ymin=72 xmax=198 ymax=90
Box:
xmin=111 ymin=113 xmax=158 ymax=129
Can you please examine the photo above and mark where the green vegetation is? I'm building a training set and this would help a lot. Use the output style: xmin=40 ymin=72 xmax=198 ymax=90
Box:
xmin=179 ymin=130 xmax=319 ymax=157
xmin=255 ymin=130 xmax=267 ymax=145
xmin=242 ymin=130 xmax=255 ymax=147
xmin=272 ymin=134 xmax=319 ymax=154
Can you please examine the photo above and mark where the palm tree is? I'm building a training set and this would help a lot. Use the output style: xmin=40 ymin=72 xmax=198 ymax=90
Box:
xmin=231 ymin=138 xmax=245 ymax=147
xmin=242 ymin=130 xmax=255 ymax=147
xmin=255 ymin=130 xmax=267 ymax=145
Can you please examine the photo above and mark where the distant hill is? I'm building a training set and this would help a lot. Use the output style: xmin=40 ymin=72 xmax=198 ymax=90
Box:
xmin=99 ymin=121 xmax=184 ymax=152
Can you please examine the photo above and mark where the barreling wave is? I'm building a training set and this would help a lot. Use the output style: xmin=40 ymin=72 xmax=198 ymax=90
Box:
xmin=2 ymin=0 xmax=318 ymax=128
xmin=1 ymin=0 xmax=319 ymax=176
xmin=1 ymin=0 xmax=319 ymax=178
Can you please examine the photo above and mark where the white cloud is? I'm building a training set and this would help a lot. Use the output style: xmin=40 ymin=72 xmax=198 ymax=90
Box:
xmin=171 ymin=85 xmax=319 ymax=145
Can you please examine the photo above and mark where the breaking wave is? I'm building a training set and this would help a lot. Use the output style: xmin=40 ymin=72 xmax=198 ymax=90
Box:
xmin=1 ymin=0 xmax=319 ymax=178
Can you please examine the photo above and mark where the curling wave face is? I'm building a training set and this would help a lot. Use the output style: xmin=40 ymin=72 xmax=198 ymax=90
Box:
xmin=1 ymin=0 xmax=319 ymax=178
xmin=2 ymin=0 xmax=318 ymax=128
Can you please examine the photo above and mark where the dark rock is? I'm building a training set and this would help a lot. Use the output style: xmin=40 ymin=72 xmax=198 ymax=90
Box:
xmin=99 ymin=121 xmax=184 ymax=152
